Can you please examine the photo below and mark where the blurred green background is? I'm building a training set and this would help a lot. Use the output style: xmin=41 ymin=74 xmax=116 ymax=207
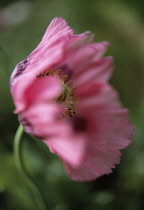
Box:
xmin=0 ymin=0 xmax=143 ymax=209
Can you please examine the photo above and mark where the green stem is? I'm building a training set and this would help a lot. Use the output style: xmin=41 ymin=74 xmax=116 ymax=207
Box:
xmin=14 ymin=124 xmax=47 ymax=210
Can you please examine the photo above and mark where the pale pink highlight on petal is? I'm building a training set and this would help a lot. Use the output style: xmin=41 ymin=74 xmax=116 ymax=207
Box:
xmin=45 ymin=135 xmax=86 ymax=167
xmin=24 ymin=76 xmax=61 ymax=106
xmin=18 ymin=104 xmax=60 ymax=138
xmin=13 ymin=75 xmax=61 ymax=113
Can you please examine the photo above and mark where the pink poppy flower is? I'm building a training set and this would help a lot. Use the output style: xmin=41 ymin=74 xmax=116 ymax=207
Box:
xmin=10 ymin=17 xmax=134 ymax=181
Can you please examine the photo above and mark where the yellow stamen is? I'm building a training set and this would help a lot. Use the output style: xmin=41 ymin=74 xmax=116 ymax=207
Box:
xmin=36 ymin=68 xmax=77 ymax=119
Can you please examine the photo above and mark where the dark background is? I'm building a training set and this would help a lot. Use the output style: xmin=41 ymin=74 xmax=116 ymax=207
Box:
xmin=0 ymin=0 xmax=143 ymax=209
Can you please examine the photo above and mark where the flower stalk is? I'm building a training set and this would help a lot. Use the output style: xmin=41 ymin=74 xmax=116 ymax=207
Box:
xmin=14 ymin=124 xmax=47 ymax=210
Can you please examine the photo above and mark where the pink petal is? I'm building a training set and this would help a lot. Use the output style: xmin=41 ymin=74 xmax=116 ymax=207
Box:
xmin=75 ymin=82 xmax=103 ymax=99
xmin=77 ymin=83 xmax=121 ymax=109
xmin=92 ymin=108 xmax=134 ymax=149
xmin=75 ymin=83 xmax=134 ymax=150
xmin=30 ymin=38 xmax=66 ymax=72
xmin=74 ymin=57 xmax=113 ymax=86
xmin=11 ymin=18 xmax=73 ymax=90
xmin=24 ymin=76 xmax=61 ymax=107
xmin=20 ymin=103 xmax=62 ymax=138
xmin=66 ymin=42 xmax=109 ymax=73
xmin=66 ymin=32 xmax=94 ymax=51
xmin=45 ymin=134 xmax=86 ymax=167
xmin=64 ymin=145 xmax=121 ymax=181
xmin=10 ymin=36 xmax=66 ymax=93
xmin=41 ymin=17 xmax=74 ymax=42
xmin=13 ymin=75 xmax=61 ymax=113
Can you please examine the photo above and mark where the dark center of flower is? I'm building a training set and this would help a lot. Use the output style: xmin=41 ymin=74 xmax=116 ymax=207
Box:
xmin=37 ymin=68 xmax=76 ymax=119
xmin=72 ymin=116 xmax=87 ymax=132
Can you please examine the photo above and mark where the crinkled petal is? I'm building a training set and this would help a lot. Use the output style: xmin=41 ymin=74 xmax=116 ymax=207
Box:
xmin=10 ymin=18 xmax=74 ymax=90
xmin=65 ymin=32 xmax=94 ymax=51
xmin=42 ymin=17 xmax=74 ymax=42
xmin=64 ymin=145 xmax=121 ymax=181
xmin=92 ymin=108 xmax=134 ymax=149
xmin=75 ymin=83 xmax=134 ymax=150
xmin=74 ymin=57 xmax=113 ymax=86
xmin=66 ymin=42 xmax=109 ymax=74
xmin=10 ymin=35 xmax=66 ymax=85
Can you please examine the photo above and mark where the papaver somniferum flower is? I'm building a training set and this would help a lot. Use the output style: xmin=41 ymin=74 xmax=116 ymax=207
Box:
xmin=10 ymin=17 xmax=134 ymax=181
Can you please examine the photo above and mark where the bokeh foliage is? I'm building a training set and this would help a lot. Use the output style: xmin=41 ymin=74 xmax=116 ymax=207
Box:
xmin=0 ymin=0 xmax=143 ymax=209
